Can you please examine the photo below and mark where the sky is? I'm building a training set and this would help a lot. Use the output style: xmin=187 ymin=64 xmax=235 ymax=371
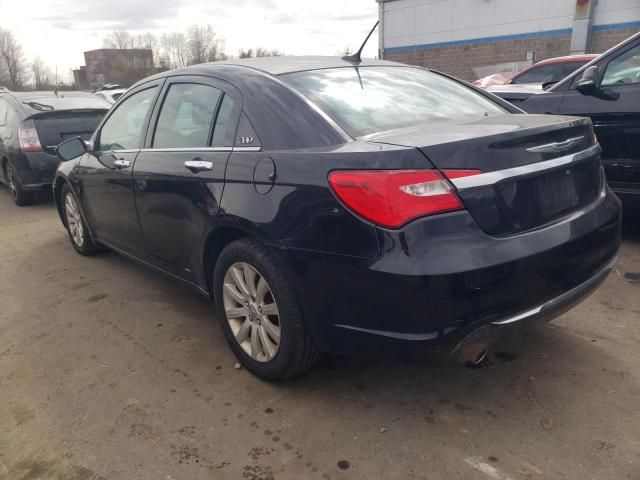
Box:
xmin=0 ymin=0 xmax=380 ymax=82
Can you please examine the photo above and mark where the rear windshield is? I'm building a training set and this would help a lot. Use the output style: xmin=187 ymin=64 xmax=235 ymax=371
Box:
xmin=21 ymin=94 xmax=110 ymax=112
xmin=282 ymin=67 xmax=506 ymax=137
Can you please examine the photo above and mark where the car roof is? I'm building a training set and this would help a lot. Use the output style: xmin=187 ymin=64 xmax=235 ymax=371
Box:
xmin=533 ymin=54 xmax=599 ymax=66
xmin=185 ymin=56 xmax=405 ymax=76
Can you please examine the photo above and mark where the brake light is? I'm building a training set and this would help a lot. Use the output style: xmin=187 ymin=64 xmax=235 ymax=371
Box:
xmin=328 ymin=169 xmax=481 ymax=229
xmin=19 ymin=120 xmax=42 ymax=152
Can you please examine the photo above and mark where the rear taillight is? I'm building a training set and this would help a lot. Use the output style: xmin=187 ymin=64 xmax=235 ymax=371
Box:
xmin=19 ymin=120 xmax=42 ymax=152
xmin=329 ymin=169 xmax=480 ymax=229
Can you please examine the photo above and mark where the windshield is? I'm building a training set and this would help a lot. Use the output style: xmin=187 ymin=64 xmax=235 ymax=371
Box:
xmin=282 ymin=67 xmax=506 ymax=137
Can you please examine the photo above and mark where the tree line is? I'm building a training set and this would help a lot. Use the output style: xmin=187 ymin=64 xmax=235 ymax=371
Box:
xmin=102 ymin=26 xmax=283 ymax=70
xmin=0 ymin=27 xmax=60 ymax=90
xmin=0 ymin=24 xmax=283 ymax=91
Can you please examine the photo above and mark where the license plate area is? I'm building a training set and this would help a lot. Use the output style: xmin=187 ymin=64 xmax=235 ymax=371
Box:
xmin=494 ymin=157 xmax=602 ymax=231
xmin=458 ymin=156 xmax=603 ymax=236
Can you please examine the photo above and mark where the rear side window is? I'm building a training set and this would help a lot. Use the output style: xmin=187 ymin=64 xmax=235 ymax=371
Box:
xmin=154 ymin=83 xmax=222 ymax=148
xmin=283 ymin=67 xmax=505 ymax=137
xmin=98 ymin=87 xmax=157 ymax=151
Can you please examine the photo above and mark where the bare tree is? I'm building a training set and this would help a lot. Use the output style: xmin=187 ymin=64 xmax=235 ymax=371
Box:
xmin=31 ymin=56 xmax=52 ymax=89
xmin=336 ymin=47 xmax=353 ymax=56
xmin=239 ymin=47 xmax=282 ymax=59
xmin=133 ymin=32 xmax=163 ymax=68
xmin=104 ymin=30 xmax=133 ymax=49
xmin=161 ymin=32 xmax=189 ymax=69
xmin=255 ymin=47 xmax=282 ymax=57
xmin=186 ymin=25 xmax=227 ymax=65
xmin=239 ymin=48 xmax=254 ymax=59
xmin=0 ymin=28 xmax=26 ymax=90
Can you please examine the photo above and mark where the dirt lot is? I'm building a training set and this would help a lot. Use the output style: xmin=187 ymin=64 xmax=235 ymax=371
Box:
xmin=0 ymin=187 xmax=639 ymax=480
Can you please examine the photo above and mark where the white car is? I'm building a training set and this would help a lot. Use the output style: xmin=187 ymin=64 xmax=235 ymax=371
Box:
xmin=94 ymin=88 xmax=127 ymax=105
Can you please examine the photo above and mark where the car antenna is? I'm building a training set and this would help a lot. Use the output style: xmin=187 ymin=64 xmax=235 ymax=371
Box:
xmin=342 ymin=21 xmax=379 ymax=65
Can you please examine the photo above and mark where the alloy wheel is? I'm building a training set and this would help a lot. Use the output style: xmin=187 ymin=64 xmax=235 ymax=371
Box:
xmin=64 ymin=192 xmax=84 ymax=247
xmin=222 ymin=262 xmax=281 ymax=362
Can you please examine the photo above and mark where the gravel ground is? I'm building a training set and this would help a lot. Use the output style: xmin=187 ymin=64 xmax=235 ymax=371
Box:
xmin=0 ymin=186 xmax=639 ymax=480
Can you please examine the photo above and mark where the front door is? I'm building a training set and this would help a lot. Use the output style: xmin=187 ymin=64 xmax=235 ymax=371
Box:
xmin=78 ymin=82 xmax=162 ymax=255
xmin=557 ymin=41 xmax=640 ymax=193
xmin=133 ymin=76 xmax=241 ymax=282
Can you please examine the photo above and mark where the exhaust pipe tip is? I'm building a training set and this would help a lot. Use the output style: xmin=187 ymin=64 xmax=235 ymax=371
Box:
xmin=465 ymin=349 xmax=489 ymax=367
xmin=450 ymin=325 xmax=500 ymax=366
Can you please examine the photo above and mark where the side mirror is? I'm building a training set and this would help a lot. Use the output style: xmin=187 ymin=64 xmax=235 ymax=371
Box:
xmin=576 ymin=66 xmax=621 ymax=100
xmin=576 ymin=66 xmax=599 ymax=95
xmin=56 ymin=136 xmax=88 ymax=161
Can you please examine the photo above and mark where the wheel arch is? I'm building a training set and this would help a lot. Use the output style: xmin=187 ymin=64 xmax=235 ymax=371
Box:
xmin=202 ymin=226 xmax=252 ymax=294
xmin=53 ymin=176 xmax=68 ymax=223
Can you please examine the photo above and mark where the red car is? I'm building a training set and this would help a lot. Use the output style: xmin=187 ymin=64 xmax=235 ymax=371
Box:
xmin=474 ymin=54 xmax=599 ymax=88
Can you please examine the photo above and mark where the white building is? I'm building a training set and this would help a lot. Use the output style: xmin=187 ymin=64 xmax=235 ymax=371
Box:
xmin=377 ymin=0 xmax=640 ymax=80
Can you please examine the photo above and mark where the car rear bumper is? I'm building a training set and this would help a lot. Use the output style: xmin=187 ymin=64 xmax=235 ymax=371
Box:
xmin=12 ymin=151 xmax=60 ymax=189
xmin=275 ymin=185 xmax=622 ymax=357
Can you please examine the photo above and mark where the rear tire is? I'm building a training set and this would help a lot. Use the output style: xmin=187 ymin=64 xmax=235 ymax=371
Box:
xmin=6 ymin=163 xmax=34 ymax=206
xmin=61 ymin=184 xmax=100 ymax=256
xmin=213 ymin=238 xmax=320 ymax=380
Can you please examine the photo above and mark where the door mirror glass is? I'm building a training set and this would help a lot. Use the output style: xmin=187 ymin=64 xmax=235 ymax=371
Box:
xmin=576 ymin=65 xmax=621 ymax=101
xmin=576 ymin=66 xmax=599 ymax=95
xmin=56 ymin=136 xmax=87 ymax=161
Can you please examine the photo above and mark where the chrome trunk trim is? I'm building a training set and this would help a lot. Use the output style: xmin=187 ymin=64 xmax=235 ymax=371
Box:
xmin=450 ymin=144 xmax=600 ymax=190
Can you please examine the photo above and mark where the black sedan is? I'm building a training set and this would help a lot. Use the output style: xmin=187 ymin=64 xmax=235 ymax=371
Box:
xmin=0 ymin=89 xmax=110 ymax=205
xmin=53 ymin=56 xmax=621 ymax=380
xmin=489 ymin=32 xmax=640 ymax=210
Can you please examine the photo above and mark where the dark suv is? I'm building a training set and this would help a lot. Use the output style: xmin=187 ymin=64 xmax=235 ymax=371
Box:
xmin=0 ymin=89 xmax=110 ymax=205
xmin=489 ymin=32 xmax=640 ymax=210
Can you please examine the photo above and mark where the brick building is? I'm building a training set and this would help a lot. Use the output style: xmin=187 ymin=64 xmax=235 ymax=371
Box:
xmin=377 ymin=0 xmax=640 ymax=81
xmin=73 ymin=49 xmax=154 ymax=90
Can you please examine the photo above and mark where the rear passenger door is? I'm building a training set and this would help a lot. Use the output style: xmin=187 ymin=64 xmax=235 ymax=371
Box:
xmin=133 ymin=76 xmax=241 ymax=282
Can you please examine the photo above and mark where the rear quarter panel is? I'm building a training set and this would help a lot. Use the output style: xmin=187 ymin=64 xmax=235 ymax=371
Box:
xmin=220 ymin=142 xmax=432 ymax=258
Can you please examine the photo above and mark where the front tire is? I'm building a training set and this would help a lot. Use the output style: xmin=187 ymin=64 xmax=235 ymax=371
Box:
xmin=6 ymin=163 xmax=34 ymax=206
xmin=213 ymin=239 xmax=320 ymax=380
xmin=61 ymin=184 xmax=99 ymax=256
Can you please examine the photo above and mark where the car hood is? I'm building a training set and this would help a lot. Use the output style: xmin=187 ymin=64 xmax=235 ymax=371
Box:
xmin=487 ymin=83 xmax=543 ymax=94
xmin=487 ymin=83 xmax=547 ymax=102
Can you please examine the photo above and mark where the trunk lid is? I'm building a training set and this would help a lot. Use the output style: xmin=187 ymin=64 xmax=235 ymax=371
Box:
xmin=364 ymin=114 xmax=602 ymax=236
xmin=28 ymin=109 xmax=107 ymax=155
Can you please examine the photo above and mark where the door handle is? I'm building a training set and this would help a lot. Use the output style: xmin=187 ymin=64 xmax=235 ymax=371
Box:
xmin=184 ymin=160 xmax=214 ymax=173
xmin=114 ymin=159 xmax=131 ymax=169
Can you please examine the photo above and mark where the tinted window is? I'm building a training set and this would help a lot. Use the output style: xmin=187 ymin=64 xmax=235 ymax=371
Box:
xmin=512 ymin=63 xmax=564 ymax=84
xmin=283 ymin=67 xmax=505 ymax=137
xmin=154 ymin=83 xmax=221 ymax=148
xmin=212 ymin=95 xmax=236 ymax=147
xmin=98 ymin=87 xmax=157 ymax=151
xmin=560 ymin=61 xmax=587 ymax=79
xmin=602 ymin=44 xmax=640 ymax=86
